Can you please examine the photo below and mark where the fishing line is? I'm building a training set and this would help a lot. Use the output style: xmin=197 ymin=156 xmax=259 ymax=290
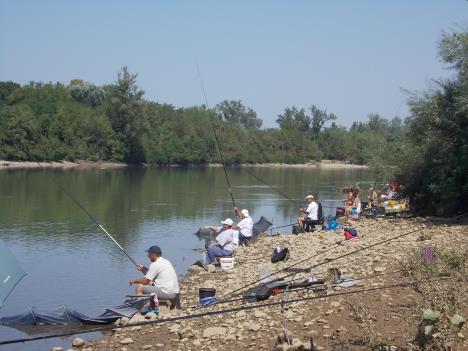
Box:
xmin=0 ymin=276 xmax=456 ymax=346
xmin=212 ymin=226 xmax=424 ymax=305
xmin=243 ymin=168 xmax=300 ymax=207
xmin=35 ymin=163 xmax=138 ymax=267
xmin=196 ymin=65 xmax=236 ymax=209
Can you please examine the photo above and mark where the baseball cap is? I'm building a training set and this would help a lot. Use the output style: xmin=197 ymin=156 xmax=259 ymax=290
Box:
xmin=305 ymin=195 xmax=314 ymax=199
xmin=146 ymin=245 xmax=162 ymax=255
xmin=221 ymin=218 xmax=234 ymax=226
xmin=241 ymin=209 xmax=250 ymax=218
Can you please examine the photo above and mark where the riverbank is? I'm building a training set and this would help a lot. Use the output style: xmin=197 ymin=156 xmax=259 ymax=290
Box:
xmin=0 ymin=159 xmax=367 ymax=171
xmin=0 ymin=160 xmax=128 ymax=170
xmin=70 ymin=216 xmax=467 ymax=351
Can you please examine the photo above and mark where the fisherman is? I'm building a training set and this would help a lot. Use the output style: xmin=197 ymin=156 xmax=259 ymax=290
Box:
xmin=206 ymin=218 xmax=237 ymax=264
xmin=233 ymin=207 xmax=254 ymax=246
xmin=297 ymin=195 xmax=319 ymax=230
xmin=129 ymin=245 xmax=180 ymax=301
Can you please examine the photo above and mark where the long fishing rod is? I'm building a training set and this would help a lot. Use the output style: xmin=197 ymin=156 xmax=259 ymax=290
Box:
xmin=213 ymin=225 xmax=424 ymax=304
xmin=36 ymin=163 xmax=138 ymax=267
xmin=196 ymin=65 xmax=236 ymax=209
xmin=0 ymin=276 xmax=455 ymax=346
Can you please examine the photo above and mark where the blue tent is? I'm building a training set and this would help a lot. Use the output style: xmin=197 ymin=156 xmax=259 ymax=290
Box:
xmin=0 ymin=239 xmax=26 ymax=309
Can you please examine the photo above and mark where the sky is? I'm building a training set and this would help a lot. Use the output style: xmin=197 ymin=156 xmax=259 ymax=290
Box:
xmin=0 ymin=1 xmax=466 ymax=128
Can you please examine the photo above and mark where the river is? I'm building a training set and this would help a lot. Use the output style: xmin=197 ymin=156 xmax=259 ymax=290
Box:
xmin=0 ymin=166 xmax=376 ymax=350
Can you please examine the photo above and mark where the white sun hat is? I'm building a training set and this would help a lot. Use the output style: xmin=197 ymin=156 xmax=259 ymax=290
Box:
xmin=221 ymin=218 xmax=234 ymax=226
xmin=305 ymin=194 xmax=314 ymax=199
xmin=241 ymin=209 xmax=250 ymax=218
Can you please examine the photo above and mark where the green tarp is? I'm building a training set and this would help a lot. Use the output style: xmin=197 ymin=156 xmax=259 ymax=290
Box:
xmin=0 ymin=239 xmax=26 ymax=309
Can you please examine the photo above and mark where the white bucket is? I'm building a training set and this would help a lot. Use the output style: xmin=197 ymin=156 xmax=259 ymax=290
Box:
xmin=219 ymin=257 xmax=235 ymax=270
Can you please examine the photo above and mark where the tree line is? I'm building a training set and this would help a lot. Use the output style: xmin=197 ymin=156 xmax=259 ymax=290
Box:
xmin=0 ymin=70 xmax=404 ymax=165
xmin=0 ymin=30 xmax=466 ymax=215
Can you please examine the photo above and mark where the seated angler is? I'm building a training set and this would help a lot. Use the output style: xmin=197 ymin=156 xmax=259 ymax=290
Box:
xmin=232 ymin=207 xmax=253 ymax=246
xmin=206 ymin=218 xmax=237 ymax=264
xmin=297 ymin=194 xmax=319 ymax=231
xmin=129 ymin=245 xmax=180 ymax=303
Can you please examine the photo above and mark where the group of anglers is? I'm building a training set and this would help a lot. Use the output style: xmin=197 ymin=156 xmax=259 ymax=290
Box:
xmin=128 ymin=194 xmax=322 ymax=308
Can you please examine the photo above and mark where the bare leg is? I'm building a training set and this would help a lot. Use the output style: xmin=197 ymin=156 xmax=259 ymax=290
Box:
xmin=135 ymin=283 xmax=144 ymax=295
xmin=297 ymin=216 xmax=304 ymax=229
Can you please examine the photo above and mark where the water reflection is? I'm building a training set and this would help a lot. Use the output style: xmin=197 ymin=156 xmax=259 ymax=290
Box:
xmin=0 ymin=166 xmax=376 ymax=350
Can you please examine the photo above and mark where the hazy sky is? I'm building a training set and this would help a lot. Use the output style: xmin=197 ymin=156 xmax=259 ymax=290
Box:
xmin=1 ymin=1 xmax=466 ymax=127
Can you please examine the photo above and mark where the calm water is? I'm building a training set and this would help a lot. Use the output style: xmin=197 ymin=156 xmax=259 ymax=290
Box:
xmin=0 ymin=166 xmax=375 ymax=350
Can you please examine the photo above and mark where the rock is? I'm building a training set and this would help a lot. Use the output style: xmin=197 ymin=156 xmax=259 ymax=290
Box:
xmin=248 ymin=323 xmax=261 ymax=331
xmin=145 ymin=312 xmax=158 ymax=320
xmin=120 ymin=338 xmax=134 ymax=345
xmin=119 ymin=317 xmax=130 ymax=325
xmin=129 ymin=313 xmax=146 ymax=324
xmin=330 ymin=301 xmax=341 ymax=308
xmin=458 ymin=333 xmax=464 ymax=339
xmin=203 ymin=326 xmax=226 ymax=338
xmin=72 ymin=337 xmax=85 ymax=347
xmin=142 ymin=345 xmax=152 ymax=350
xmin=188 ymin=265 xmax=204 ymax=273
xmin=254 ymin=310 xmax=267 ymax=318
xmin=129 ymin=326 xmax=141 ymax=331
xmin=374 ymin=266 xmax=386 ymax=273
xmin=192 ymin=339 xmax=202 ymax=346
xmin=168 ymin=324 xmax=181 ymax=334
xmin=51 ymin=347 xmax=63 ymax=351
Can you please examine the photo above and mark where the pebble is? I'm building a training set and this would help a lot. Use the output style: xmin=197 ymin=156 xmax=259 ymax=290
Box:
xmin=142 ymin=345 xmax=152 ymax=350
xmin=203 ymin=326 xmax=226 ymax=338
xmin=248 ymin=323 xmax=261 ymax=331
xmin=120 ymin=338 xmax=134 ymax=345
xmin=72 ymin=337 xmax=85 ymax=347
xmin=51 ymin=347 xmax=63 ymax=351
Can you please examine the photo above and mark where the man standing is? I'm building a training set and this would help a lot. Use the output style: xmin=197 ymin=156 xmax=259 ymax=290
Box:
xmin=233 ymin=207 xmax=253 ymax=246
xmin=130 ymin=246 xmax=180 ymax=301
xmin=297 ymin=194 xmax=319 ymax=230
xmin=206 ymin=218 xmax=236 ymax=264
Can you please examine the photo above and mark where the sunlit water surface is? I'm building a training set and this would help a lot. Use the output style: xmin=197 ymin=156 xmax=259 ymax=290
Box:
xmin=0 ymin=167 xmax=376 ymax=350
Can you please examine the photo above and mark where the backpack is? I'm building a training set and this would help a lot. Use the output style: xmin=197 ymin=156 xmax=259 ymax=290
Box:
xmin=343 ymin=227 xmax=358 ymax=240
xmin=317 ymin=202 xmax=324 ymax=224
xmin=271 ymin=247 xmax=290 ymax=263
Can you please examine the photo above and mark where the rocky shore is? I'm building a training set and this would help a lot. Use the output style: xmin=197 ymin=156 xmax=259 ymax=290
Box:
xmin=57 ymin=216 xmax=467 ymax=351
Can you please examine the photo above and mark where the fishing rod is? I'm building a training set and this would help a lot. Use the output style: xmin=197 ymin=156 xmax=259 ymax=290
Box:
xmin=35 ymin=162 xmax=138 ymax=267
xmin=196 ymin=65 xmax=236 ymax=209
xmin=0 ymin=276 xmax=456 ymax=346
xmin=243 ymin=168 xmax=300 ymax=207
xmin=212 ymin=225 xmax=424 ymax=305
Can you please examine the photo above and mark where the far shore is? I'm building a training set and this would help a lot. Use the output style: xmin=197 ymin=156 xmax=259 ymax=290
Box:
xmin=0 ymin=159 xmax=368 ymax=171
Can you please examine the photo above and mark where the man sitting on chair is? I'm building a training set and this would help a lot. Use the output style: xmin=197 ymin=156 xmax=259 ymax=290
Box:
xmin=232 ymin=207 xmax=253 ymax=246
xmin=129 ymin=245 xmax=180 ymax=301
xmin=206 ymin=218 xmax=237 ymax=264
xmin=297 ymin=194 xmax=319 ymax=231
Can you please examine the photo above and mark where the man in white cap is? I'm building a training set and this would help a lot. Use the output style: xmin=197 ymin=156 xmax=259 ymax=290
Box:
xmin=233 ymin=207 xmax=254 ymax=246
xmin=297 ymin=195 xmax=319 ymax=231
xmin=206 ymin=218 xmax=237 ymax=264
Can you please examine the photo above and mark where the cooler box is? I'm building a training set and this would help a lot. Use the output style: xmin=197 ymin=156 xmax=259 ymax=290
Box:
xmin=220 ymin=257 xmax=235 ymax=270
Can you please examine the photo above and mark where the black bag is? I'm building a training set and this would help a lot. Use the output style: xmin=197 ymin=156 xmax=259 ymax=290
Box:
xmin=317 ymin=202 xmax=324 ymax=224
xmin=271 ymin=247 xmax=290 ymax=263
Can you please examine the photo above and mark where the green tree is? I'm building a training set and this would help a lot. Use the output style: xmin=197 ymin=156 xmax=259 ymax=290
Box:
xmin=106 ymin=67 xmax=147 ymax=163
xmin=216 ymin=100 xmax=263 ymax=129
xmin=309 ymin=105 xmax=337 ymax=139
xmin=276 ymin=106 xmax=310 ymax=131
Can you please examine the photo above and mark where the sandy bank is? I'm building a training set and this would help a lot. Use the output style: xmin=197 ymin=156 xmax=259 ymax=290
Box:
xmin=212 ymin=160 xmax=369 ymax=169
xmin=71 ymin=216 xmax=467 ymax=351
xmin=0 ymin=160 xmax=128 ymax=170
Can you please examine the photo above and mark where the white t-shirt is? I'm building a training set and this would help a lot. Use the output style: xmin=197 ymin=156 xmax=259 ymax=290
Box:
xmin=145 ymin=257 xmax=180 ymax=294
xmin=237 ymin=217 xmax=254 ymax=237
xmin=306 ymin=201 xmax=319 ymax=220
xmin=215 ymin=229 xmax=236 ymax=252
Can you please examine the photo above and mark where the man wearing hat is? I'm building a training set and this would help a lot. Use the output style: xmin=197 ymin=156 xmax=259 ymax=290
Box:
xmin=233 ymin=207 xmax=254 ymax=246
xmin=206 ymin=218 xmax=237 ymax=264
xmin=297 ymin=194 xmax=319 ymax=231
xmin=129 ymin=245 xmax=180 ymax=301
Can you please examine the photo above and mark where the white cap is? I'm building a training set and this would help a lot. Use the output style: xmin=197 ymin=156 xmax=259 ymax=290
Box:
xmin=305 ymin=194 xmax=314 ymax=199
xmin=241 ymin=209 xmax=250 ymax=218
xmin=221 ymin=218 xmax=234 ymax=226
